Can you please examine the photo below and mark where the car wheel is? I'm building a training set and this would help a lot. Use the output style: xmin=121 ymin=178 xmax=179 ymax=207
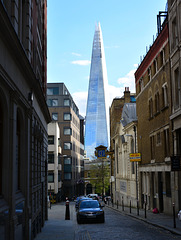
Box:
xmin=101 ymin=217 xmax=105 ymax=223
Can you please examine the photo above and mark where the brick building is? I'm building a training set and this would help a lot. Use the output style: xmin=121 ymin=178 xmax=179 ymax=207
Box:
xmin=135 ymin=13 xmax=173 ymax=213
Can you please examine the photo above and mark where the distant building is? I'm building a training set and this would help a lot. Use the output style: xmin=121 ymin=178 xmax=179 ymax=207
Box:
xmin=47 ymin=83 xmax=84 ymax=199
xmin=48 ymin=122 xmax=62 ymax=202
xmin=0 ymin=1 xmax=50 ymax=239
xmin=85 ymin=23 xmax=109 ymax=159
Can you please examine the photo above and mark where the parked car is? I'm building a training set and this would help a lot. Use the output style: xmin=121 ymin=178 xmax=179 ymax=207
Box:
xmin=87 ymin=193 xmax=99 ymax=200
xmin=77 ymin=199 xmax=105 ymax=224
xmin=75 ymin=196 xmax=91 ymax=210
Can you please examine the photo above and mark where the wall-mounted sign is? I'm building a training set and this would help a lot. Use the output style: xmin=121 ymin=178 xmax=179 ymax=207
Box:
xmin=97 ymin=149 xmax=106 ymax=158
xmin=171 ymin=156 xmax=181 ymax=171
xmin=130 ymin=153 xmax=141 ymax=162
xmin=120 ymin=181 xmax=127 ymax=192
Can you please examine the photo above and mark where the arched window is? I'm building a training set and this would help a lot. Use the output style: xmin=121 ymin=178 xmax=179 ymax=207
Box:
xmin=155 ymin=91 xmax=160 ymax=113
xmin=162 ymin=84 xmax=168 ymax=108
xmin=149 ymin=98 xmax=153 ymax=118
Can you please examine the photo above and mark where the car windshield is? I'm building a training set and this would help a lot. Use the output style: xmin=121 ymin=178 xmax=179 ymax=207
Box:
xmin=80 ymin=201 xmax=99 ymax=209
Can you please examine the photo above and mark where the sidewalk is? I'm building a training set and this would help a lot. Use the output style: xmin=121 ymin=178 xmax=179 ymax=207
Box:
xmin=35 ymin=202 xmax=76 ymax=240
xmin=106 ymin=201 xmax=181 ymax=236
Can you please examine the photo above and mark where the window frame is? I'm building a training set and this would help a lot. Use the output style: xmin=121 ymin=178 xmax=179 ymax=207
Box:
xmin=52 ymin=112 xmax=58 ymax=121
xmin=48 ymin=135 xmax=54 ymax=145
xmin=64 ymin=142 xmax=72 ymax=150
xmin=63 ymin=113 xmax=71 ymax=121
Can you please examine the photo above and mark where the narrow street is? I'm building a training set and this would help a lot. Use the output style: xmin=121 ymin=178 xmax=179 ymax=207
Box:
xmin=35 ymin=202 xmax=181 ymax=240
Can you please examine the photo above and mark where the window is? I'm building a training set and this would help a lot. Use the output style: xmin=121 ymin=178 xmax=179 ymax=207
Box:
xmin=165 ymin=172 xmax=171 ymax=197
xmin=64 ymin=157 xmax=72 ymax=164
xmin=47 ymin=99 xmax=58 ymax=107
xmin=148 ymin=67 xmax=151 ymax=81
xmin=153 ymin=59 xmax=157 ymax=75
xmin=52 ymin=113 xmax=58 ymax=121
xmin=172 ymin=17 xmax=177 ymax=50
xmin=139 ymin=78 xmax=144 ymax=93
xmin=48 ymin=173 xmax=54 ymax=182
xmin=64 ymin=99 xmax=70 ymax=106
xmin=16 ymin=110 xmax=21 ymax=191
xmin=64 ymin=165 xmax=72 ymax=172
xmin=48 ymin=153 xmax=54 ymax=163
xmin=155 ymin=91 xmax=160 ymax=113
xmin=150 ymin=136 xmax=155 ymax=160
xmin=174 ymin=67 xmax=180 ymax=109
xmin=47 ymin=87 xmax=59 ymax=95
xmin=64 ymin=128 xmax=72 ymax=135
xmin=164 ymin=129 xmax=170 ymax=157
xmin=64 ymin=113 xmax=71 ymax=121
xmin=48 ymin=135 xmax=54 ymax=144
xmin=149 ymin=98 xmax=153 ymax=118
xmin=64 ymin=173 xmax=71 ymax=180
xmin=64 ymin=142 xmax=72 ymax=150
xmin=58 ymin=171 xmax=61 ymax=182
xmin=64 ymin=90 xmax=68 ymax=95
xmin=156 ymin=132 xmax=161 ymax=145
xmin=162 ymin=84 xmax=168 ymax=108
xmin=160 ymin=49 xmax=165 ymax=66
xmin=116 ymin=145 xmax=119 ymax=174
xmin=58 ymin=154 xmax=61 ymax=164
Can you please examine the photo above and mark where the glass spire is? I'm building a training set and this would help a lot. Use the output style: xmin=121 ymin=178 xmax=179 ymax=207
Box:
xmin=85 ymin=23 xmax=109 ymax=159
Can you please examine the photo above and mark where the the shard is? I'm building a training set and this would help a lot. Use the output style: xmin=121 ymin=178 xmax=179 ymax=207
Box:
xmin=85 ymin=23 xmax=109 ymax=159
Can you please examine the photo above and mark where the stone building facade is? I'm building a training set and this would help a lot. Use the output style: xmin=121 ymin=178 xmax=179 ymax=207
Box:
xmin=0 ymin=1 xmax=50 ymax=239
xmin=168 ymin=0 xmax=181 ymax=212
xmin=135 ymin=15 xmax=173 ymax=213
xmin=109 ymin=88 xmax=136 ymax=203
xmin=114 ymin=103 xmax=138 ymax=208
xmin=48 ymin=122 xmax=62 ymax=202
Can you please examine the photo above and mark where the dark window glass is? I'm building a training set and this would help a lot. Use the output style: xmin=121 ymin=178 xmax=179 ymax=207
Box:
xmin=48 ymin=135 xmax=54 ymax=144
xmin=48 ymin=173 xmax=54 ymax=182
xmin=48 ymin=153 xmax=54 ymax=163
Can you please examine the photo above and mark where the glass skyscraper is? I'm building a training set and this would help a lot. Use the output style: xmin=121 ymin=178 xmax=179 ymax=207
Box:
xmin=85 ymin=23 xmax=109 ymax=159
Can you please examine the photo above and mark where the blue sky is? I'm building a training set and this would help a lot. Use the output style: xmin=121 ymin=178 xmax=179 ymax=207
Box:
xmin=47 ymin=0 xmax=167 ymax=117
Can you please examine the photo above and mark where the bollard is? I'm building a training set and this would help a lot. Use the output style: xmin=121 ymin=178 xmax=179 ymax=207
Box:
xmin=137 ymin=200 xmax=139 ymax=216
xmin=122 ymin=197 xmax=124 ymax=211
xmin=49 ymin=194 xmax=51 ymax=209
xmin=173 ymin=203 xmax=176 ymax=228
xmin=130 ymin=200 xmax=131 ymax=213
xmin=144 ymin=201 xmax=146 ymax=218
xmin=65 ymin=198 xmax=70 ymax=220
xmin=117 ymin=200 xmax=118 ymax=209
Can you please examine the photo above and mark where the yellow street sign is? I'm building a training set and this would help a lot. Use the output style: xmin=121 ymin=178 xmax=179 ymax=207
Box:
xmin=130 ymin=153 xmax=141 ymax=162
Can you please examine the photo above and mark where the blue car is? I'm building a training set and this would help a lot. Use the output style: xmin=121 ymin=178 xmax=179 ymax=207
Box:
xmin=77 ymin=199 xmax=105 ymax=224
